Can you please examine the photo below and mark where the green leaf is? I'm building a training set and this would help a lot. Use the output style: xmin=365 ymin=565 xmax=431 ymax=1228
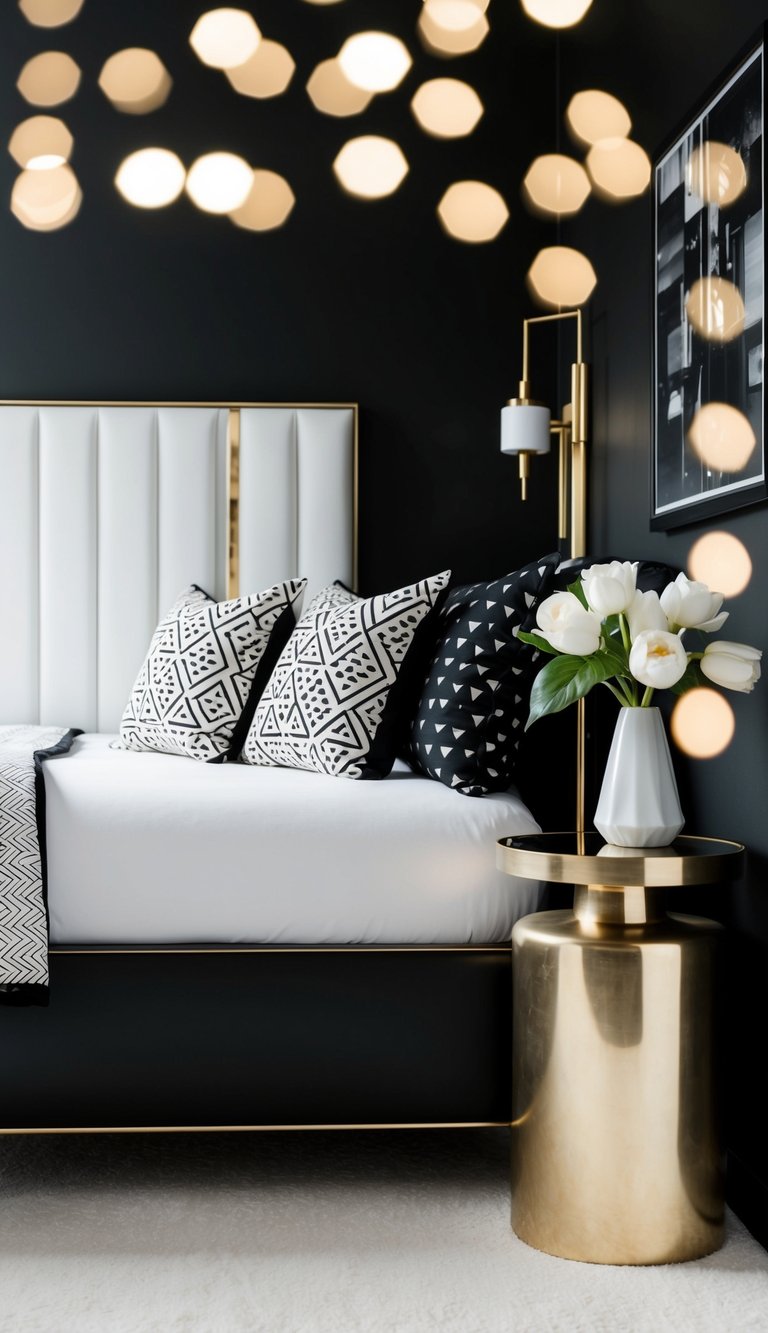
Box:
xmin=567 ymin=578 xmax=589 ymax=609
xmin=599 ymin=634 xmax=629 ymax=677
xmin=527 ymin=652 xmax=615 ymax=729
xmin=670 ymin=660 xmax=705 ymax=696
xmin=516 ymin=629 xmax=561 ymax=656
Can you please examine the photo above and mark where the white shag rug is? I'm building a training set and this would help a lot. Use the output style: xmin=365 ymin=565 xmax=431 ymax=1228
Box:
xmin=0 ymin=1129 xmax=767 ymax=1333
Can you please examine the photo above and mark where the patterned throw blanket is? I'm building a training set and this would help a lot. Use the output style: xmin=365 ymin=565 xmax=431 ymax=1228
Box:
xmin=0 ymin=726 xmax=80 ymax=1005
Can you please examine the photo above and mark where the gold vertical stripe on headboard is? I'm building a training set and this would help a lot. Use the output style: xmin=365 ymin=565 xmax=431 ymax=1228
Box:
xmin=227 ymin=408 xmax=240 ymax=599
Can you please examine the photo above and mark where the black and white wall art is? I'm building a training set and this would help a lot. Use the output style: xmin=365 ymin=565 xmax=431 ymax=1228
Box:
xmin=652 ymin=28 xmax=767 ymax=528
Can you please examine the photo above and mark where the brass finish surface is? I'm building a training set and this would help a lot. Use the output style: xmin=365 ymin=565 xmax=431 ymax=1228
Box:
xmin=48 ymin=944 xmax=509 ymax=955
xmin=497 ymin=832 xmax=744 ymax=889
xmin=226 ymin=407 xmax=240 ymax=599
xmin=0 ymin=1121 xmax=508 ymax=1137
xmin=511 ymin=897 xmax=724 ymax=1263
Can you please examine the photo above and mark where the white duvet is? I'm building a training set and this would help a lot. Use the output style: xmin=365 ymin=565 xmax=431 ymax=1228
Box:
xmin=44 ymin=734 xmax=543 ymax=945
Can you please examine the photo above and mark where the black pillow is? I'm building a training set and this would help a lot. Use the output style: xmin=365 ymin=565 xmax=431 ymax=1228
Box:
xmin=406 ymin=553 xmax=560 ymax=796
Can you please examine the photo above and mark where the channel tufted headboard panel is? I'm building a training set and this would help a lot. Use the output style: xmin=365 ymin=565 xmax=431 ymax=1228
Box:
xmin=0 ymin=402 xmax=356 ymax=733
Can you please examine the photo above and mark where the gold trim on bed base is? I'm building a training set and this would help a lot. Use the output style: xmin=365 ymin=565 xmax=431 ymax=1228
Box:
xmin=48 ymin=945 xmax=511 ymax=955
xmin=0 ymin=1121 xmax=509 ymax=1136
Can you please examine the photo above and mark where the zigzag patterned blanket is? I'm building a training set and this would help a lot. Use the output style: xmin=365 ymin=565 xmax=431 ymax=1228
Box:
xmin=0 ymin=726 xmax=80 ymax=1005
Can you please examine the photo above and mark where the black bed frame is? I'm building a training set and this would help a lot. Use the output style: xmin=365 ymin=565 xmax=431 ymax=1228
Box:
xmin=1 ymin=947 xmax=512 ymax=1132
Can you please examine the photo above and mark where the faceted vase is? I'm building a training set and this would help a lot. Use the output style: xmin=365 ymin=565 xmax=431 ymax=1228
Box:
xmin=594 ymin=706 xmax=684 ymax=848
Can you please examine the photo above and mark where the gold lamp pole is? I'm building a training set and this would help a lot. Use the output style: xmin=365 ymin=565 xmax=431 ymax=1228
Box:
xmin=500 ymin=307 xmax=589 ymax=832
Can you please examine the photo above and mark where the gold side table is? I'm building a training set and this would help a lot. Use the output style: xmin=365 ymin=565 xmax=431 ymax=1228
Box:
xmin=497 ymin=833 xmax=744 ymax=1266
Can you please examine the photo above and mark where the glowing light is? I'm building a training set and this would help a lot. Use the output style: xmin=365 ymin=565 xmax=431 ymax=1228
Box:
xmin=688 ymin=532 xmax=752 ymax=597
xmin=411 ymin=78 xmax=483 ymax=138
xmin=306 ymin=59 xmax=373 ymax=117
xmin=226 ymin=40 xmax=295 ymax=98
xmin=423 ymin=0 xmax=489 ymax=31
xmin=686 ymin=277 xmax=745 ymax=343
xmin=8 ymin=115 xmax=72 ymax=170
xmin=19 ymin=0 xmax=84 ymax=25
xmin=528 ymin=246 xmax=597 ymax=307
xmin=437 ymin=181 xmax=509 ymax=243
xmin=189 ymin=9 xmax=261 ymax=70
xmin=11 ymin=163 xmax=81 ymax=230
xmin=98 ymin=49 xmax=172 ymax=115
xmin=301 ymin=0 xmax=345 ymax=4
xmin=230 ymin=170 xmax=295 ymax=231
xmin=688 ymin=402 xmax=756 ymax=472
xmin=521 ymin=0 xmax=593 ymax=28
xmin=586 ymin=138 xmax=651 ymax=200
xmin=523 ymin=154 xmax=590 ymax=216
xmin=333 ymin=136 xmax=408 ymax=199
xmin=115 ymin=148 xmax=186 ymax=209
xmin=418 ymin=6 xmax=489 ymax=56
xmin=566 ymin=89 xmax=632 ymax=147
xmin=338 ymin=32 xmax=412 ymax=93
xmin=688 ymin=141 xmax=747 ymax=207
xmin=186 ymin=152 xmax=253 ymax=213
xmin=671 ymin=688 xmax=734 ymax=759
xmin=17 ymin=52 xmax=81 ymax=106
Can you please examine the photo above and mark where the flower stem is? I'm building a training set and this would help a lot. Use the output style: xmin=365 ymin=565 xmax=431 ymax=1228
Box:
xmin=603 ymin=681 xmax=629 ymax=706
xmin=615 ymin=673 xmax=637 ymax=706
xmin=619 ymin=613 xmax=631 ymax=654
xmin=640 ymin=686 xmax=654 ymax=708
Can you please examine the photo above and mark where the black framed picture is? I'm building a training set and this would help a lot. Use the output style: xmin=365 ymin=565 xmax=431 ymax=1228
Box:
xmin=652 ymin=27 xmax=767 ymax=530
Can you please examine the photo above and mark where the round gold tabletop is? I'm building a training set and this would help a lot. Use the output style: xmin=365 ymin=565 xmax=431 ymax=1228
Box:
xmin=497 ymin=832 xmax=744 ymax=888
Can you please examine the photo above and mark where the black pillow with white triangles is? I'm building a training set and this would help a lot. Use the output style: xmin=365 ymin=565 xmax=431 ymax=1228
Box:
xmin=406 ymin=554 xmax=560 ymax=796
xmin=120 ymin=579 xmax=306 ymax=763
xmin=242 ymin=570 xmax=451 ymax=780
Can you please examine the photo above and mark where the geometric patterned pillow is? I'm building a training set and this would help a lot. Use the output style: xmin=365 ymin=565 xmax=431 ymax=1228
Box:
xmin=242 ymin=570 xmax=451 ymax=780
xmin=405 ymin=554 xmax=560 ymax=796
xmin=119 ymin=579 xmax=306 ymax=762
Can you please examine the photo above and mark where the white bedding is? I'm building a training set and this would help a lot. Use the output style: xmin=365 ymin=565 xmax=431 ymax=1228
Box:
xmin=44 ymin=734 xmax=543 ymax=946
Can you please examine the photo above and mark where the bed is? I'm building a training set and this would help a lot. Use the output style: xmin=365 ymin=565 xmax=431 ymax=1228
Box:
xmin=0 ymin=400 xmax=543 ymax=1134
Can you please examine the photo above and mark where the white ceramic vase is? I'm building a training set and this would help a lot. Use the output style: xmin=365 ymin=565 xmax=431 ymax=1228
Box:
xmin=593 ymin=706 xmax=684 ymax=848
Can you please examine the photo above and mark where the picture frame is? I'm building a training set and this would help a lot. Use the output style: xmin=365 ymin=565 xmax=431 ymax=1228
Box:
xmin=652 ymin=25 xmax=767 ymax=530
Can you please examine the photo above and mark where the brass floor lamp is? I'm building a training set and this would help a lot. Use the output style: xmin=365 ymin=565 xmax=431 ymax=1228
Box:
xmin=500 ymin=307 xmax=588 ymax=831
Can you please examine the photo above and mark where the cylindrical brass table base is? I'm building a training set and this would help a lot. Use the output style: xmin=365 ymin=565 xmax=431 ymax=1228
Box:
xmin=511 ymin=885 xmax=723 ymax=1265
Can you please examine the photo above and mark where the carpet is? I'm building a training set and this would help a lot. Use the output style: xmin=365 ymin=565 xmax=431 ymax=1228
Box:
xmin=0 ymin=1129 xmax=766 ymax=1332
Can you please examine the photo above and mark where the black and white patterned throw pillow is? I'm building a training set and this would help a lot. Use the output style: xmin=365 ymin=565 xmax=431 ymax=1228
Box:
xmin=120 ymin=579 xmax=306 ymax=762
xmin=242 ymin=571 xmax=451 ymax=779
xmin=406 ymin=554 xmax=560 ymax=796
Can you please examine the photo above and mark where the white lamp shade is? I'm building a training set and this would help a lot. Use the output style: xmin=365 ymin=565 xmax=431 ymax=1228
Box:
xmin=500 ymin=403 xmax=551 ymax=456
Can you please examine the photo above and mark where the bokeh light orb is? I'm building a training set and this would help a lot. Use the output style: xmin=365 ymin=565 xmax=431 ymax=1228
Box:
xmin=115 ymin=148 xmax=186 ymax=208
xmin=586 ymin=137 xmax=651 ymax=200
xmin=688 ymin=531 xmax=752 ymax=598
xmin=521 ymin=0 xmax=593 ymax=29
xmin=189 ymin=9 xmax=261 ymax=70
xmin=307 ymin=59 xmax=373 ymax=117
xmin=686 ymin=277 xmax=746 ymax=343
xmin=523 ymin=154 xmax=590 ymax=216
xmin=11 ymin=163 xmax=81 ymax=230
xmin=9 ymin=115 xmax=72 ymax=169
xmin=334 ymin=136 xmax=409 ymax=199
xmin=230 ymin=170 xmax=295 ymax=231
xmin=566 ymin=89 xmax=632 ymax=146
xmin=671 ymin=688 xmax=735 ymax=759
xmin=98 ymin=49 xmax=172 ymax=115
xmin=411 ymin=78 xmax=483 ymax=138
xmin=688 ymin=141 xmax=747 ymax=207
xmin=437 ymin=180 xmax=509 ymax=243
xmin=338 ymin=32 xmax=412 ymax=93
xmin=528 ymin=246 xmax=597 ymax=307
xmin=17 ymin=51 xmax=81 ymax=106
xmin=687 ymin=402 xmax=756 ymax=472
xmin=18 ymin=0 xmax=84 ymax=27
xmin=226 ymin=40 xmax=295 ymax=98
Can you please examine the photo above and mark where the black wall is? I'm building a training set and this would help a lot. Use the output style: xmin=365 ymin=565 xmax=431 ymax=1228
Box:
xmin=560 ymin=1 xmax=768 ymax=1246
xmin=0 ymin=0 xmax=560 ymax=593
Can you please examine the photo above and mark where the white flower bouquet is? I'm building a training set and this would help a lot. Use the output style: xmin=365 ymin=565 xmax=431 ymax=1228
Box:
xmin=519 ymin=561 xmax=762 ymax=727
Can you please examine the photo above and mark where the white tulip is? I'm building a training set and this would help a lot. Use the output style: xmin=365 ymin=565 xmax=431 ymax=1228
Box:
xmin=629 ymin=629 xmax=688 ymax=689
xmin=627 ymin=589 xmax=668 ymax=640
xmin=581 ymin=560 xmax=638 ymax=617
xmin=660 ymin=572 xmax=728 ymax=632
xmin=536 ymin=591 xmax=602 ymax=656
xmin=701 ymin=641 xmax=762 ymax=693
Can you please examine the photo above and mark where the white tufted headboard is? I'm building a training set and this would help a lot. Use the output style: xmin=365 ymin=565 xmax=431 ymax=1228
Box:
xmin=0 ymin=401 xmax=357 ymax=733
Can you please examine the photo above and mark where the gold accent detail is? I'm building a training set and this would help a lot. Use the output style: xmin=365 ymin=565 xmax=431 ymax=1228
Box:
xmin=518 ymin=450 xmax=531 ymax=501
xmin=575 ymin=698 xmax=586 ymax=837
xmin=497 ymin=833 xmax=744 ymax=888
xmin=511 ymin=891 xmax=725 ymax=1263
xmin=48 ymin=944 xmax=509 ymax=955
xmin=0 ymin=1121 xmax=509 ymax=1137
xmin=226 ymin=407 xmax=240 ymax=599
